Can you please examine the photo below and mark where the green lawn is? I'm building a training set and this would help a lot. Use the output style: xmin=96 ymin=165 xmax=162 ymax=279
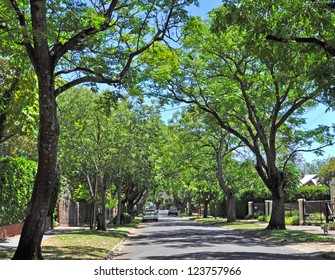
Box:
xmin=0 ymin=218 xmax=141 ymax=260
xmin=42 ymin=228 xmax=129 ymax=260
xmin=184 ymin=216 xmax=335 ymax=244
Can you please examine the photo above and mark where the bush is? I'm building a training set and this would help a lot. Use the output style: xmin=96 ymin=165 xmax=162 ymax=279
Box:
xmin=112 ymin=213 xmax=133 ymax=225
xmin=291 ymin=185 xmax=330 ymax=201
xmin=0 ymin=157 xmax=37 ymax=226
xmin=257 ymin=215 xmax=270 ymax=222
xmin=285 ymin=215 xmax=300 ymax=225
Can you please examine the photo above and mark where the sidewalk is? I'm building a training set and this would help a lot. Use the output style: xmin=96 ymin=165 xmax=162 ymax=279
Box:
xmin=287 ymin=224 xmax=335 ymax=237
xmin=0 ymin=226 xmax=88 ymax=251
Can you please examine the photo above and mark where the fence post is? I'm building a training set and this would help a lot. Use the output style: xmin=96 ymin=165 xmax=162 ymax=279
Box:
xmin=265 ymin=200 xmax=272 ymax=221
xmin=248 ymin=201 xmax=253 ymax=217
xmin=298 ymin=198 xmax=305 ymax=225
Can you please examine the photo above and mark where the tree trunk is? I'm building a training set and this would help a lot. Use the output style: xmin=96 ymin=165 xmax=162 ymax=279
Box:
xmin=97 ymin=212 xmax=104 ymax=231
xmin=216 ymin=143 xmax=236 ymax=222
xmin=90 ymin=203 xmax=96 ymax=230
xmin=203 ymin=200 xmax=208 ymax=218
xmin=226 ymin=193 xmax=236 ymax=222
xmin=187 ymin=193 xmax=193 ymax=216
xmin=115 ymin=183 xmax=122 ymax=226
xmin=12 ymin=71 xmax=58 ymax=260
xmin=266 ymin=172 xmax=286 ymax=230
xmin=97 ymin=184 xmax=107 ymax=231
xmin=127 ymin=200 xmax=135 ymax=217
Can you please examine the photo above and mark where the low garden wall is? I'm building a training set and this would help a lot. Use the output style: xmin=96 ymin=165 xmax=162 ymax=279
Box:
xmin=0 ymin=223 xmax=24 ymax=239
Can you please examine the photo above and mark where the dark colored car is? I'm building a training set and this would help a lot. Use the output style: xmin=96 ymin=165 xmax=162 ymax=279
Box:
xmin=168 ymin=206 xmax=178 ymax=216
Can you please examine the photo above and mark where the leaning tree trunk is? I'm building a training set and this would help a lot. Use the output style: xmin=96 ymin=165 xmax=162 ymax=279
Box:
xmin=12 ymin=0 xmax=59 ymax=260
xmin=266 ymin=172 xmax=286 ymax=230
xmin=12 ymin=72 xmax=59 ymax=260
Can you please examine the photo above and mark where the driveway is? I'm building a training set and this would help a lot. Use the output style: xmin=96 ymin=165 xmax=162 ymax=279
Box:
xmin=114 ymin=211 xmax=321 ymax=260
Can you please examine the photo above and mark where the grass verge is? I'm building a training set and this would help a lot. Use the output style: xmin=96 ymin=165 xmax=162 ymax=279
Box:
xmin=0 ymin=218 xmax=141 ymax=260
xmin=251 ymin=229 xmax=335 ymax=244
xmin=42 ymin=228 xmax=129 ymax=260
xmin=184 ymin=216 xmax=335 ymax=244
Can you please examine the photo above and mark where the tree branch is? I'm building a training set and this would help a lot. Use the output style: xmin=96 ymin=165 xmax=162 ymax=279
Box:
xmin=266 ymin=35 xmax=335 ymax=56
xmin=8 ymin=0 xmax=35 ymax=65
xmin=55 ymin=75 xmax=120 ymax=96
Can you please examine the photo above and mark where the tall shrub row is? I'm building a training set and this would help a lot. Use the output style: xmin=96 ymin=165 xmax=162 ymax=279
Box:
xmin=286 ymin=185 xmax=330 ymax=202
xmin=0 ymin=157 xmax=37 ymax=226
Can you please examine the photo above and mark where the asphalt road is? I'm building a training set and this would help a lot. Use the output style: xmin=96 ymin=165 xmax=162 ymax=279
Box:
xmin=114 ymin=210 xmax=321 ymax=260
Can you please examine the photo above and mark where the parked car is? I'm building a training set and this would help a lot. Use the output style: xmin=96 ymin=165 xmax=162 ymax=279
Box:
xmin=142 ymin=209 xmax=159 ymax=222
xmin=168 ymin=206 xmax=178 ymax=216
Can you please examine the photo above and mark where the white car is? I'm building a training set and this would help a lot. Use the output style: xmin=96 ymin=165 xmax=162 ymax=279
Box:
xmin=142 ymin=209 xmax=159 ymax=222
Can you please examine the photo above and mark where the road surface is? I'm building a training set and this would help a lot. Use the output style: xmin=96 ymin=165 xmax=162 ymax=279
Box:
xmin=114 ymin=210 xmax=320 ymax=260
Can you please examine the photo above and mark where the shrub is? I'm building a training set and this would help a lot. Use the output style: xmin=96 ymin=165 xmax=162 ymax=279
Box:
xmin=112 ymin=213 xmax=133 ymax=225
xmin=0 ymin=157 xmax=37 ymax=226
xmin=285 ymin=215 xmax=300 ymax=225
xmin=293 ymin=185 xmax=329 ymax=201
xmin=257 ymin=215 xmax=270 ymax=222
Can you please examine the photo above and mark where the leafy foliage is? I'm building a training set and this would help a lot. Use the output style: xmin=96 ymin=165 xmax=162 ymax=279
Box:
xmin=318 ymin=157 xmax=335 ymax=185
xmin=0 ymin=157 xmax=37 ymax=226
xmin=289 ymin=185 xmax=330 ymax=202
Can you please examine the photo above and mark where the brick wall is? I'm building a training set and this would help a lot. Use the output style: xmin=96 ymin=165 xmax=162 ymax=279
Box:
xmin=0 ymin=223 xmax=24 ymax=239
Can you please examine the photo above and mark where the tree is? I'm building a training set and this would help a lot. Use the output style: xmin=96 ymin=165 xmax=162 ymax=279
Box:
xmin=318 ymin=157 xmax=335 ymax=185
xmin=58 ymin=87 xmax=164 ymax=227
xmin=111 ymin=100 xmax=164 ymax=223
xmin=1 ymin=0 xmax=196 ymax=259
xmin=225 ymin=0 xmax=335 ymax=106
xmin=303 ymin=157 xmax=330 ymax=174
xmin=0 ymin=58 xmax=38 ymax=149
xmin=143 ymin=13 xmax=334 ymax=229
xmin=58 ymin=87 xmax=116 ymax=230
xmin=173 ymin=108 xmax=243 ymax=221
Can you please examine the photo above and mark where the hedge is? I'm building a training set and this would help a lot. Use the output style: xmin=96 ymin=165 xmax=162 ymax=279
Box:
xmin=0 ymin=157 xmax=37 ymax=226
xmin=286 ymin=185 xmax=330 ymax=202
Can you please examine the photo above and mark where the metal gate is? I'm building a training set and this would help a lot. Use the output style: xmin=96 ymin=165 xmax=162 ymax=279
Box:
xmin=303 ymin=200 xmax=334 ymax=225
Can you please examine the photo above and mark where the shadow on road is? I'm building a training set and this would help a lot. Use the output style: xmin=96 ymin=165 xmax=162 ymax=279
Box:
xmin=143 ymin=251 xmax=321 ymax=260
xmin=123 ymin=226 xmax=273 ymax=249
xmin=115 ymin=217 xmax=323 ymax=260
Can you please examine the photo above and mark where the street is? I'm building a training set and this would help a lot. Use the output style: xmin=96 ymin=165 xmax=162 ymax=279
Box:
xmin=114 ymin=210 xmax=320 ymax=260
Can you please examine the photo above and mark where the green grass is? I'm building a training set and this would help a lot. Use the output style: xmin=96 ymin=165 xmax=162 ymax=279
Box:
xmin=252 ymin=229 xmax=335 ymax=244
xmin=184 ymin=216 xmax=335 ymax=244
xmin=0 ymin=218 xmax=141 ymax=260
xmin=0 ymin=249 xmax=15 ymax=260
xmin=42 ymin=229 xmax=129 ymax=260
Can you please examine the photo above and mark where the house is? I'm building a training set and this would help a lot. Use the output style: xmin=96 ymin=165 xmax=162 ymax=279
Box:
xmin=300 ymin=174 xmax=319 ymax=186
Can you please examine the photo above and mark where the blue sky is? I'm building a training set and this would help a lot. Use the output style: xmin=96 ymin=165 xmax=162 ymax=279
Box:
xmin=302 ymin=105 xmax=335 ymax=163
xmin=188 ymin=0 xmax=223 ymax=17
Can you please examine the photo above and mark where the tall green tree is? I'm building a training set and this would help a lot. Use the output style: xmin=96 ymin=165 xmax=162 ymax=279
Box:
xmin=58 ymin=87 xmax=116 ymax=230
xmin=220 ymin=0 xmax=335 ymax=105
xmin=143 ymin=12 xmax=334 ymax=229
xmin=173 ymin=108 xmax=243 ymax=221
xmin=58 ymin=87 xmax=164 ymax=227
xmin=1 ymin=0 xmax=196 ymax=259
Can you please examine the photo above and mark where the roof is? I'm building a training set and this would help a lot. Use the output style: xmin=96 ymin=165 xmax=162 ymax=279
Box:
xmin=300 ymin=174 xmax=319 ymax=186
